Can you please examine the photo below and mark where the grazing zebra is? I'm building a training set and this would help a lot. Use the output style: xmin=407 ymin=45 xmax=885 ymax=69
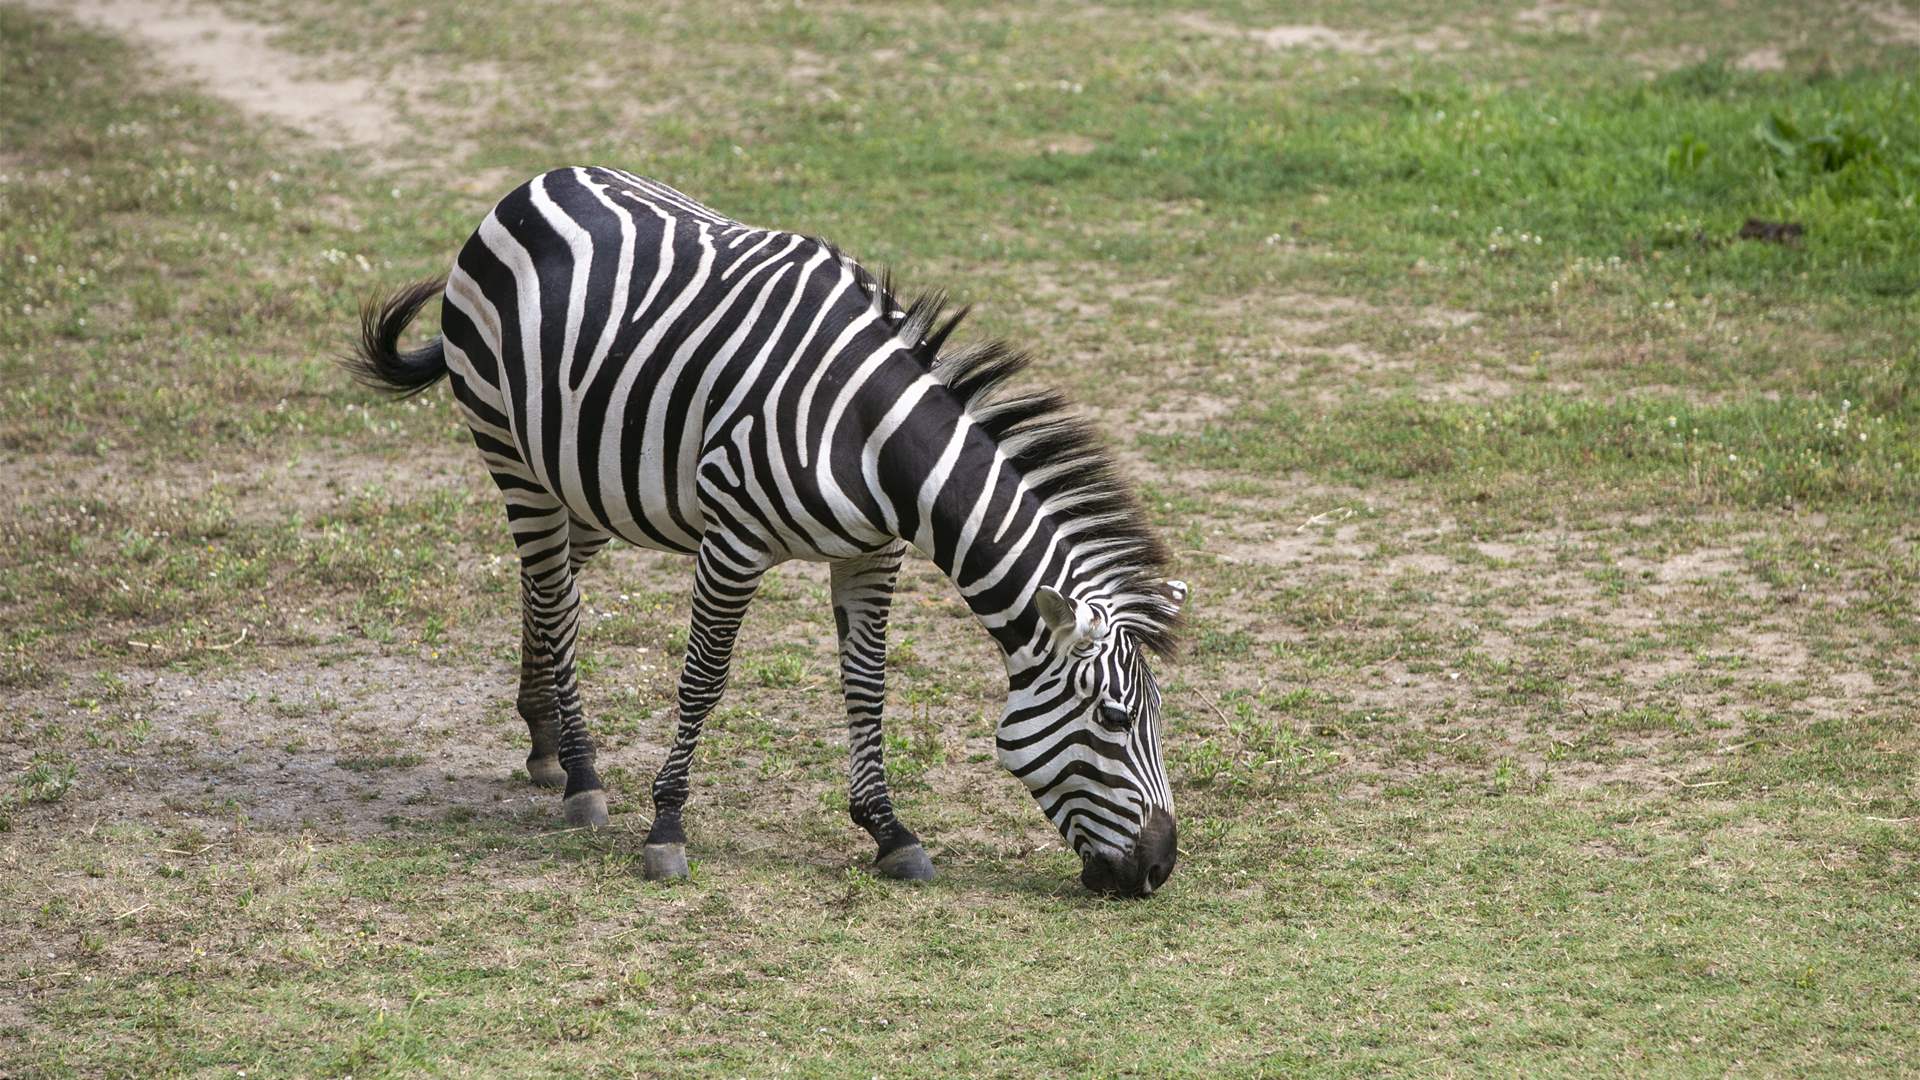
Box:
xmin=347 ymin=167 xmax=1188 ymax=896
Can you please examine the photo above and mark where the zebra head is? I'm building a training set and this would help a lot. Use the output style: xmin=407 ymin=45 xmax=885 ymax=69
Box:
xmin=999 ymin=580 xmax=1189 ymax=897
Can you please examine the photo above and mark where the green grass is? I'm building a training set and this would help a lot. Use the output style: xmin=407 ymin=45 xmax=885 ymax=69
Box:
xmin=2 ymin=0 xmax=1918 ymax=1075
xmin=1151 ymin=389 xmax=1919 ymax=512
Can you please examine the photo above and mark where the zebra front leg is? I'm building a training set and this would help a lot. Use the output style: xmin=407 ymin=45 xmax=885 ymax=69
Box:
xmin=831 ymin=547 xmax=932 ymax=882
xmin=519 ymin=517 xmax=615 ymax=789
xmin=643 ymin=533 xmax=769 ymax=880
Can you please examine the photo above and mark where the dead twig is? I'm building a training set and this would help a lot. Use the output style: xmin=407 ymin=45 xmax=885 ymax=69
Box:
xmin=1190 ymin=685 xmax=1236 ymax=727
xmin=129 ymin=627 xmax=247 ymax=653
xmin=1295 ymin=506 xmax=1354 ymax=534
xmin=4 ymin=971 xmax=75 ymax=985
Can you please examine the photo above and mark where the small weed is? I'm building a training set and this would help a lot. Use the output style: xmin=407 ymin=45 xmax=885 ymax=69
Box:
xmin=16 ymin=757 xmax=77 ymax=805
xmin=750 ymin=651 xmax=810 ymax=689
xmin=838 ymin=865 xmax=886 ymax=908
xmin=1490 ymin=755 xmax=1517 ymax=795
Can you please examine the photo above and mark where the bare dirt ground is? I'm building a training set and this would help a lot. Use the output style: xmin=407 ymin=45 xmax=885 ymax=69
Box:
xmin=1171 ymin=11 xmax=1471 ymax=55
xmin=16 ymin=0 xmax=519 ymax=179
xmin=19 ymin=0 xmax=396 ymax=150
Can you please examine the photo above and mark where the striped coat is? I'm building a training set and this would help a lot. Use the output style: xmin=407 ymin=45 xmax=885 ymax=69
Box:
xmin=349 ymin=167 xmax=1186 ymax=895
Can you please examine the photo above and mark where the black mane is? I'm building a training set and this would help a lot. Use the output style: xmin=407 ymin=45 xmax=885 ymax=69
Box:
xmin=848 ymin=258 xmax=1182 ymax=659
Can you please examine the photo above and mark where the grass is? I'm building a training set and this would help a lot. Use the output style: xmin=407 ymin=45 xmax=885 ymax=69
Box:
xmin=1149 ymin=390 xmax=1919 ymax=511
xmin=2 ymin=0 xmax=1918 ymax=1075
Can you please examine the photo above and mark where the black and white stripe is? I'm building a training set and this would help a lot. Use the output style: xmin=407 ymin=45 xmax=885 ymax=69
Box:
xmin=349 ymin=166 xmax=1187 ymax=895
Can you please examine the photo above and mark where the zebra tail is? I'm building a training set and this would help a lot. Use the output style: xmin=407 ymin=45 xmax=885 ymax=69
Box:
xmin=345 ymin=277 xmax=449 ymax=399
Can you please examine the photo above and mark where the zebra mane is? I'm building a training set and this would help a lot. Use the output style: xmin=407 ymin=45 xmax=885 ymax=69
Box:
xmin=850 ymin=259 xmax=1182 ymax=659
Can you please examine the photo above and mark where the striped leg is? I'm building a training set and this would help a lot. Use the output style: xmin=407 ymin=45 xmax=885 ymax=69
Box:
xmin=510 ymin=498 xmax=609 ymax=828
xmin=642 ymin=533 xmax=769 ymax=880
xmin=515 ymin=614 xmax=566 ymax=788
xmin=832 ymin=547 xmax=932 ymax=881
xmin=518 ymin=517 xmax=613 ymax=789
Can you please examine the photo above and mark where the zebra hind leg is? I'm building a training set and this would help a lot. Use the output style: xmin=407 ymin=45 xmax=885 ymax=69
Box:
xmin=517 ymin=518 xmax=613 ymax=790
xmin=516 ymin=617 xmax=566 ymax=789
xmin=643 ymin=533 xmax=769 ymax=880
xmin=831 ymin=548 xmax=933 ymax=882
xmin=511 ymin=502 xmax=609 ymax=828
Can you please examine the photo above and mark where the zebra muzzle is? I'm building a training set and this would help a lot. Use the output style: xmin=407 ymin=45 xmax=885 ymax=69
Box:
xmin=1080 ymin=807 xmax=1178 ymax=898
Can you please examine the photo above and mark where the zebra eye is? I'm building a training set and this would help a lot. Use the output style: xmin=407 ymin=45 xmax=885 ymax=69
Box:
xmin=1096 ymin=703 xmax=1132 ymax=732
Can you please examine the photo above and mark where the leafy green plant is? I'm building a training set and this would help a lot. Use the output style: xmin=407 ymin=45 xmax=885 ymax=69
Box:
xmin=1756 ymin=111 xmax=1885 ymax=177
xmin=16 ymin=757 xmax=76 ymax=804
xmin=751 ymin=651 xmax=810 ymax=688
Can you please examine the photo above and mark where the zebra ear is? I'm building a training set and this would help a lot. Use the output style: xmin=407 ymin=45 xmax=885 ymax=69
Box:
xmin=1035 ymin=586 xmax=1098 ymax=652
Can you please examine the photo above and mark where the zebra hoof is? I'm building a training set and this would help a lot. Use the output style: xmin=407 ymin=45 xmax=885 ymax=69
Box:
xmin=875 ymin=843 xmax=935 ymax=882
xmin=562 ymin=789 xmax=609 ymax=829
xmin=643 ymin=843 xmax=689 ymax=881
xmin=525 ymin=754 xmax=566 ymax=789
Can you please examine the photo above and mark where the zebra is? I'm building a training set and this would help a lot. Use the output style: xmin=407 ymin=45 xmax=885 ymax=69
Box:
xmin=347 ymin=166 xmax=1188 ymax=896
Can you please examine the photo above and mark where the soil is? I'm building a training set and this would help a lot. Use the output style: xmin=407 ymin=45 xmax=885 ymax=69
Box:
xmin=19 ymin=0 xmax=508 ymax=167
xmin=23 ymin=0 xmax=397 ymax=150
xmin=1514 ymin=3 xmax=1607 ymax=35
xmin=1171 ymin=12 xmax=1467 ymax=56
xmin=1866 ymin=2 xmax=1920 ymax=45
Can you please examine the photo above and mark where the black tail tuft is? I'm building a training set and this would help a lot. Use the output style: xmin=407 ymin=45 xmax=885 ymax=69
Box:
xmin=344 ymin=277 xmax=449 ymax=399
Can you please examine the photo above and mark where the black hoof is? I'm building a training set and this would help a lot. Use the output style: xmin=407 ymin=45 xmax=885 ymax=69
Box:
xmin=643 ymin=843 xmax=689 ymax=881
xmin=875 ymin=843 xmax=935 ymax=882
xmin=562 ymin=789 xmax=609 ymax=828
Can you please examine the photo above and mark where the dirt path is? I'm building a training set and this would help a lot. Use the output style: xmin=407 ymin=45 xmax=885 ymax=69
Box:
xmin=20 ymin=0 xmax=399 ymax=152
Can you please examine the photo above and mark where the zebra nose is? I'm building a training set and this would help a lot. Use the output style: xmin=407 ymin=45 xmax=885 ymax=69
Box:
xmin=1080 ymin=808 xmax=1178 ymax=898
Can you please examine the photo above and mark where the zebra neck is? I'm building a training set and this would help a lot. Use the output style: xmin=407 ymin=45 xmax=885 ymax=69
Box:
xmin=845 ymin=334 xmax=1163 ymax=678
xmin=904 ymin=433 xmax=1088 ymax=676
